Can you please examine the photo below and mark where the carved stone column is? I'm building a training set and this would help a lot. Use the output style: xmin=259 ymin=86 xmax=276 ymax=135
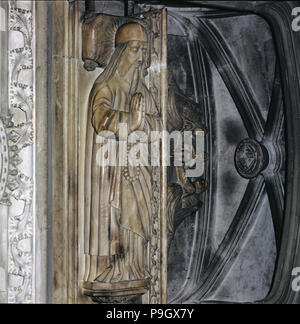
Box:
xmin=0 ymin=0 xmax=36 ymax=304
xmin=0 ymin=0 xmax=48 ymax=305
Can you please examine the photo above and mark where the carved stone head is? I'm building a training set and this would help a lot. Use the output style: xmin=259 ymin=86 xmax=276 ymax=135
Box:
xmin=82 ymin=16 xmax=150 ymax=71
xmin=115 ymin=23 xmax=147 ymax=46
xmin=116 ymin=23 xmax=148 ymax=76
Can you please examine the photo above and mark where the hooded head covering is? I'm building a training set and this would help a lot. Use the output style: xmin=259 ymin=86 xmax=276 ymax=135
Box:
xmin=115 ymin=23 xmax=147 ymax=46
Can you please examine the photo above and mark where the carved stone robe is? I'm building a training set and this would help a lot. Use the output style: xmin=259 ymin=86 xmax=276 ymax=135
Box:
xmin=84 ymin=70 xmax=162 ymax=283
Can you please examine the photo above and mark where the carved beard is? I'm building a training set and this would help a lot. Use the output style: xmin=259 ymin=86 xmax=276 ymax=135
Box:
xmin=95 ymin=42 xmax=146 ymax=97
xmin=128 ymin=64 xmax=143 ymax=97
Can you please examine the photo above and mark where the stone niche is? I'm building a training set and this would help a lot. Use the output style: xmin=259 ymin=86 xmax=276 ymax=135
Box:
xmin=48 ymin=0 xmax=300 ymax=305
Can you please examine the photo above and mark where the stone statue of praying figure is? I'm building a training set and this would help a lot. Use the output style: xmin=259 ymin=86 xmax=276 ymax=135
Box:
xmin=84 ymin=22 xmax=162 ymax=285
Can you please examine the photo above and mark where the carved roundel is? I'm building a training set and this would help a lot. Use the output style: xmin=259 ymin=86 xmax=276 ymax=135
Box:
xmin=235 ymin=138 xmax=269 ymax=179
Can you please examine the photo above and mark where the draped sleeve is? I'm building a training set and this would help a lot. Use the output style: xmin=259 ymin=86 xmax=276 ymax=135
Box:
xmin=90 ymin=82 xmax=129 ymax=136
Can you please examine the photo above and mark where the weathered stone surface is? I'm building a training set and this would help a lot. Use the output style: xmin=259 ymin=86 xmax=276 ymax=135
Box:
xmin=2 ymin=0 xmax=299 ymax=305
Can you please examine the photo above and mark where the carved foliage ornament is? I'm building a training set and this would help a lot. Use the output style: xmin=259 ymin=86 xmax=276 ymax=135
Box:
xmin=0 ymin=2 xmax=35 ymax=304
